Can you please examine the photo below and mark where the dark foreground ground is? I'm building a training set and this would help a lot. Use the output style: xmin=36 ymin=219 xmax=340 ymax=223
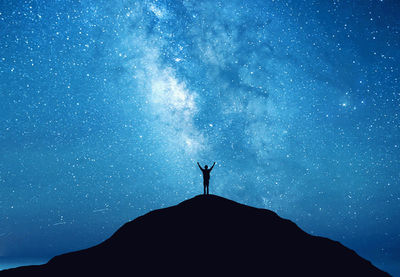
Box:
xmin=1 ymin=195 xmax=390 ymax=276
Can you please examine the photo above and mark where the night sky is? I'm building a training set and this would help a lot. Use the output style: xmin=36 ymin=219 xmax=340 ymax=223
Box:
xmin=1 ymin=0 xmax=399 ymax=275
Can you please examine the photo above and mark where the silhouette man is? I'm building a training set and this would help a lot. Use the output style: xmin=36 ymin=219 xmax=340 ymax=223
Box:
xmin=197 ymin=162 xmax=215 ymax=195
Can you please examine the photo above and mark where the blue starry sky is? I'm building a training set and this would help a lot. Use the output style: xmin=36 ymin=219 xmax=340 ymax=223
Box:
xmin=1 ymin=0 xmax=399 ymax=275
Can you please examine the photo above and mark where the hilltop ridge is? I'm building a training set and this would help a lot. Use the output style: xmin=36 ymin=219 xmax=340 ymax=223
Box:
xmin=1 ymin=195 xmax=390 ymax=276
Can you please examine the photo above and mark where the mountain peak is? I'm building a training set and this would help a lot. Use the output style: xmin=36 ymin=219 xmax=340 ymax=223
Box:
xmin=1 ymin=195 xmax=390 ymax=276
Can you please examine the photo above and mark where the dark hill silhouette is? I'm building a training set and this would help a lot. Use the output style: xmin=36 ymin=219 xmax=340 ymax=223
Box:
xmin=1 ymin=195 xmax=390 ymax=276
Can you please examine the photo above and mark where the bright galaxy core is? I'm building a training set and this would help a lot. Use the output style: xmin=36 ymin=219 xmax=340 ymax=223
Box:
xmin=0 ymin=0 xmax=399 ymax=275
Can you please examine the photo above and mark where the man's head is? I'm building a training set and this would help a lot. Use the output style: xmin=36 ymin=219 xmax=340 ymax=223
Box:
xmin=205 ymin=165 xmax=208 ymax=169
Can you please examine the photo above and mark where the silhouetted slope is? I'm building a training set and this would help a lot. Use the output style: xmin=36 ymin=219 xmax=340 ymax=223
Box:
xmin=1 ymin=195 xmax=390 ymax=276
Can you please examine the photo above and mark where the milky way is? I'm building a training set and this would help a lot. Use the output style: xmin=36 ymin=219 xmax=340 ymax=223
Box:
xmin=0 ymin=0 xmax=399 ymax=274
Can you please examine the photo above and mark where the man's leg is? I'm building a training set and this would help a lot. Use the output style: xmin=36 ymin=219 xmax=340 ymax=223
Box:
xmin=204 ymin=183 xmax=206 ymax=195
xmin=206 ymin=185 xmax=209 ymax=195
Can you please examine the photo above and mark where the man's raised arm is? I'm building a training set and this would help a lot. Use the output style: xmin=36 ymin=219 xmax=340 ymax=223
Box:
xmin=197 ymin=162 xmax=203 ymax=170
xmin=210 ymin=162 xmax=216 ymax=171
